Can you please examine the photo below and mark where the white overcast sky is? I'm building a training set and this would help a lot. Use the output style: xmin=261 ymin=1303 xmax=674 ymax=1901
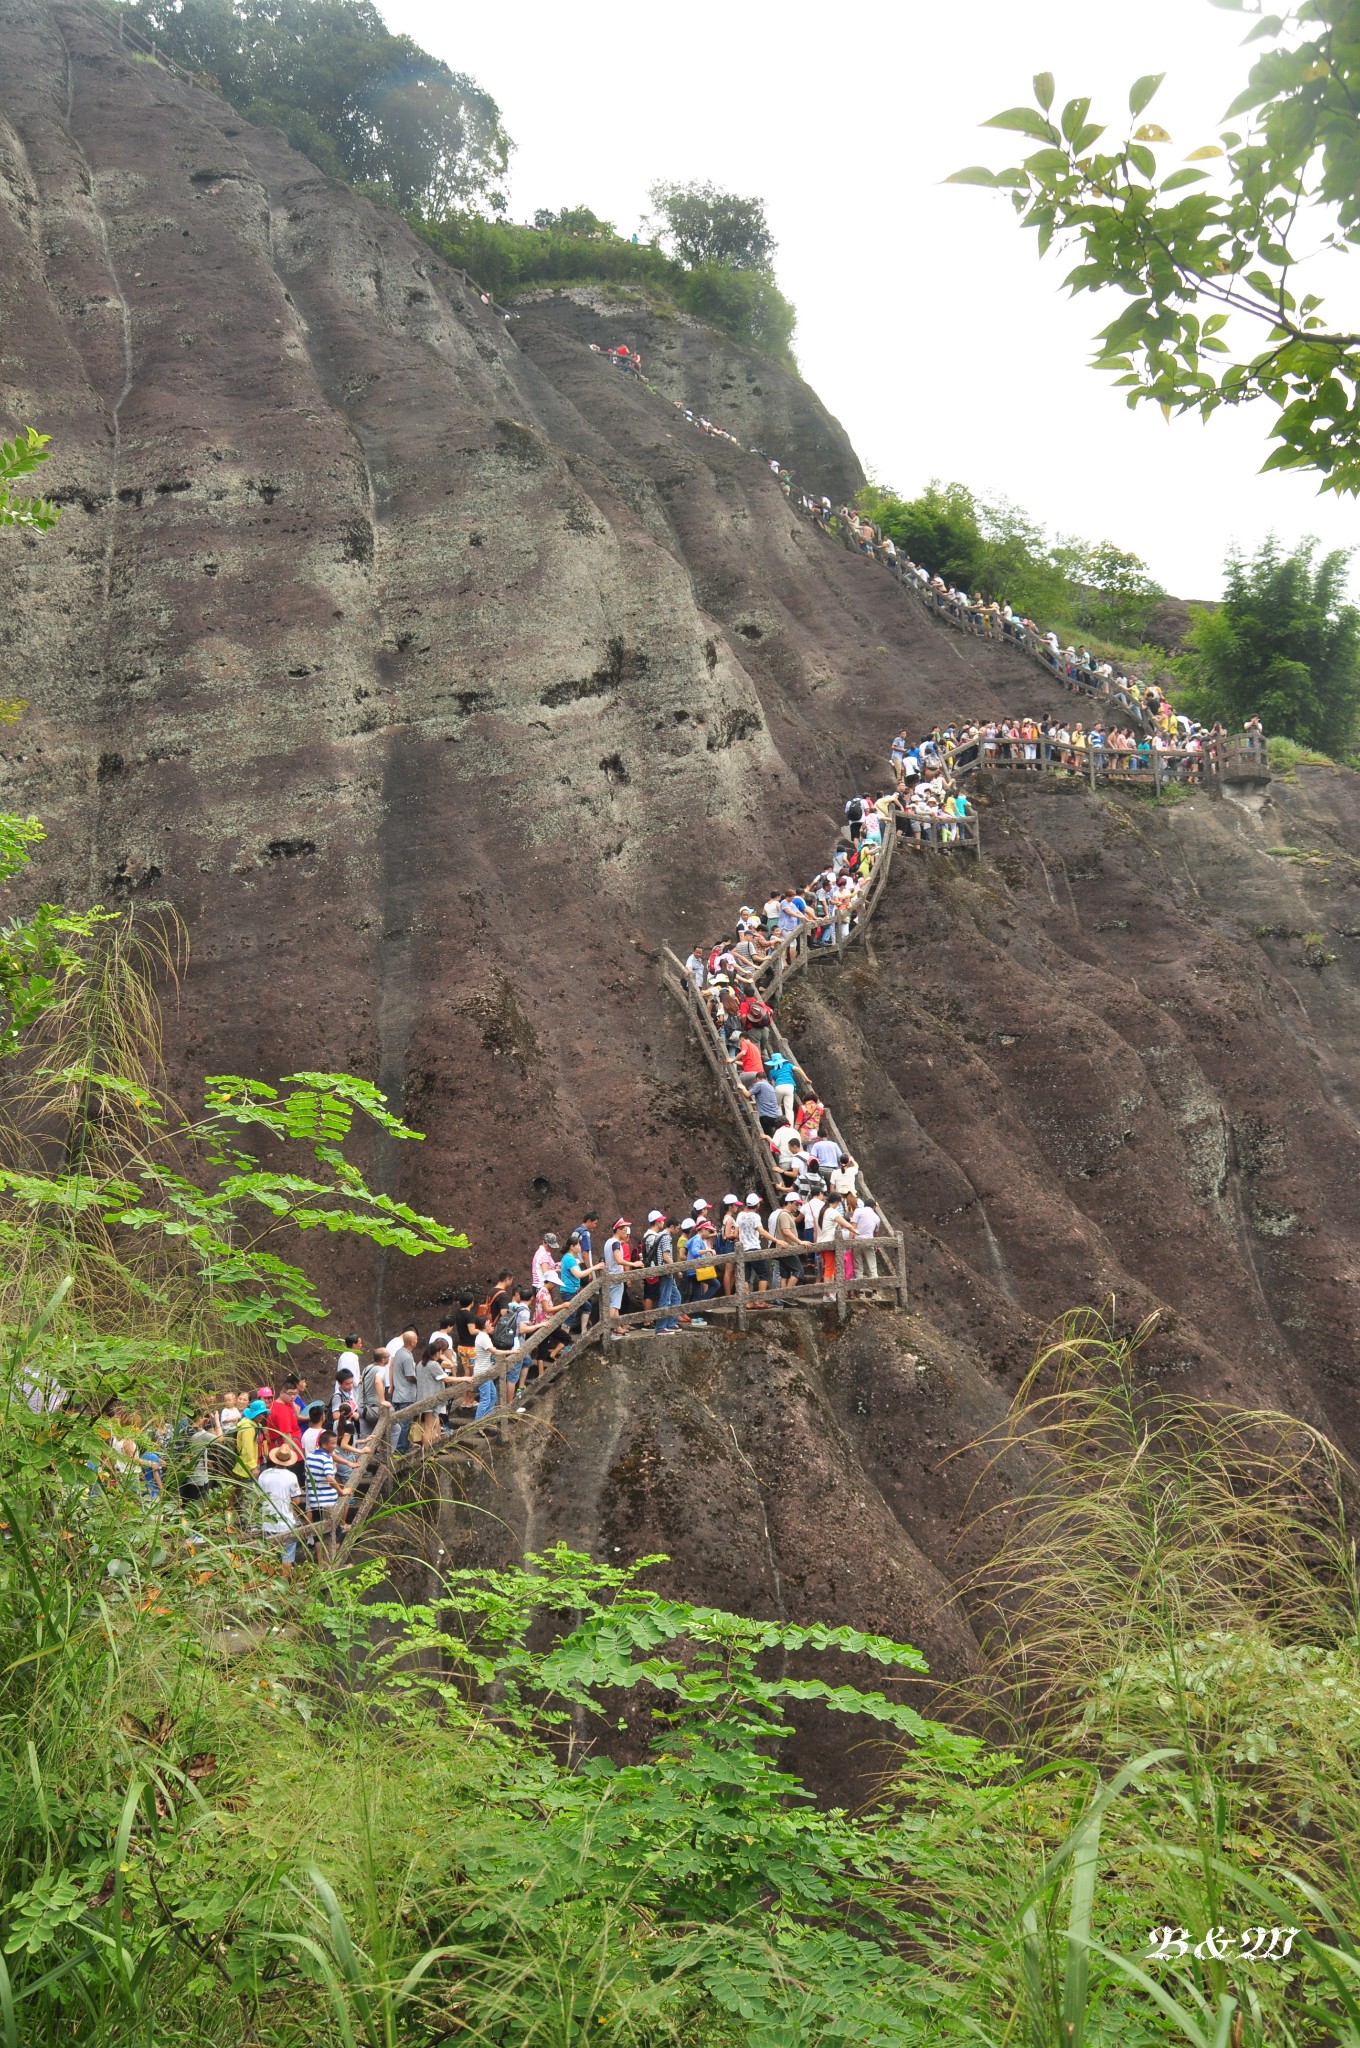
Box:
xmin=385 ymin=0 xmax=1357 ymax=601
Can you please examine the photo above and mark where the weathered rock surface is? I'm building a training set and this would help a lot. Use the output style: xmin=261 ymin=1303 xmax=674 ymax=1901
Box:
xmin=4 ymin=0 xmax=1360 ymax=1757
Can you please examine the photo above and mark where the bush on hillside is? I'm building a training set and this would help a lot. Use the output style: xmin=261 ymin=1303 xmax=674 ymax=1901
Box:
xmin=416 ymin=213 xmax=799 ymax=366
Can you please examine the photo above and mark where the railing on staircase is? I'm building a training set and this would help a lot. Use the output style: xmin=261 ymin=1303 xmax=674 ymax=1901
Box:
xmin=661 ymin=811 xmax=905 ymax=1248
xmin=320 ymin=1231 xmax=909 ymax=1564
xmin=948 ymin=729 xmax=1270 ymax=791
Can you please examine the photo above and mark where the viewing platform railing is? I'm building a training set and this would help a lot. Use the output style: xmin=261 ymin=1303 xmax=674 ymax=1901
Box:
xmin=948 ymin=730 xmax=1270 ymax=791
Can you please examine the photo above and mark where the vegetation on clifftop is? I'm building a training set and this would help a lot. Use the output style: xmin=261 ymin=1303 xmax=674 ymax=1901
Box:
xmin=414 ymin=212 xmax=799 ymax=365
xmin=112 ymin=0 xmax=799 ymax=363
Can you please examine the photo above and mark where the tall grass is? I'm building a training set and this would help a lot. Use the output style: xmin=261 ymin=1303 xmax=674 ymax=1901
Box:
xmin=890 ymin=1306 xmax=1360 ymax=2046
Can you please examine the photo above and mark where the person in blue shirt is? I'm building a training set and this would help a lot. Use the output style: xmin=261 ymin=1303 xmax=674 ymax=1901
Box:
xmin=765 ymin=1048 xmax=798 ymax=1125
xmin=685 ymin=1220 xmax=719 ymax=1306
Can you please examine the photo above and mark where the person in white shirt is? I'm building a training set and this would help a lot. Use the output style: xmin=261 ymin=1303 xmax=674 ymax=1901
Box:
xmin=851 ymin=1198 xmax=882 ymax=1281
xmin=336 ymin=1334 xmax=361 ymax=1381
xmin=256 ymin=1444 xmax=303 ymax=1563
xmin=734 ymin=1194 xmax=772 ymax=1291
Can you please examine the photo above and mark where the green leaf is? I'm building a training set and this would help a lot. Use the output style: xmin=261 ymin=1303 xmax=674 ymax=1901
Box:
xmin=1034 ymin=70 xmax=1055 ymax=111
xmin=983 ymin=106 xmax=1060 ymax=142
xmin=1129 ymin=72 xmax=1165 ymax=117
xmin=946 ymin=166 xmax=1001 ymax=187
xmin=1160 ymin=168 xmax=1210 ymax=191
xmin=1134 ymin=123 xmax=1172 ymax=143
xmin=1060 ymin=96 xmax=1092 ymax=144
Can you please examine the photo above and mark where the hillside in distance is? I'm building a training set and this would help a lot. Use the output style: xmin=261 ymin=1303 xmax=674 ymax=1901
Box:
xmin=4 ymin=0 xmax=1360 ymax=1786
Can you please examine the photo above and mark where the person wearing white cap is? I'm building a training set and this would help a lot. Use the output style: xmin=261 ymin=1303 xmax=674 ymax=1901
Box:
xmin=735 ymin=1192 xmax=773 ymax=1291
xmin=719 ymin=1193 xmax=742 ymax=1293
xmin=651 ymin=1214 xmax=681 ymax=1331
xmin=642 ymin=1211 xmax=667 ymax=1313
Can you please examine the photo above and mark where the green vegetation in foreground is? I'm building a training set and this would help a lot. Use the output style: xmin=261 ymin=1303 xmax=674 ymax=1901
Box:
xmin=951 ymin=2 xmax=1360 ymax=495
xmin=8 ymin=1287 xmax=1360 ymax=2044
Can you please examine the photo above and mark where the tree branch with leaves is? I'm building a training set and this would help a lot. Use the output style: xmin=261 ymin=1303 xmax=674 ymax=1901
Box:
xmin=0 ymin=427 xmax=59 ymax=532
xmin=951 ymin=2 xmax=1360 ymax=492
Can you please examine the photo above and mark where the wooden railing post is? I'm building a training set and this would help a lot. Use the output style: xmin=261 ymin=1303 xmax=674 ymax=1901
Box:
xmin=1152 ymin=746 xmax=1164 ymax=796
xmin=736 ymin=1246 xmax=748 ymax=1331
xmin=834 ymin=1228 xmax=848 ymax=1325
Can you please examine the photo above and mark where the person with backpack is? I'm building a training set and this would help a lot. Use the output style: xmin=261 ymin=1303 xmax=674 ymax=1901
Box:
xmin=651 ymin=1215 xmax=681 ymax=1332
xmin=358 ymin=1349 xmax=390 ymax=1442
xmin=492 ymin=1286 xmax=530 ymax=1365
xmin=845 ymin=795 xmax=866 ymax=845
xmin=739 ymin=991 xmax=775 ymax=1049
xmin=471 ymin=1315 xmax=519 ymax=1417
xmin=331 ymin=1366 xmax=359 ymax=1431
xmin=642 ymin=1211 xmax=667 ymax=1312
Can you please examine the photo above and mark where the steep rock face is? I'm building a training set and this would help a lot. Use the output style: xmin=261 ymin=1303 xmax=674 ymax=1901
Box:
xmin=433 ymin=1307 xmax=1030 ymax=1801
xmin=512 ymin=284 xmax=864 ymax=504
xmin=4 ymin=0 xmax=1360 ymax=1715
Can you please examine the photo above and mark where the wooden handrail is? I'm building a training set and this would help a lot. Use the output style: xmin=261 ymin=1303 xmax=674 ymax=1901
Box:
xmin=317 ymin=1234 xmax=907 ymax=1558
xmin=948 ymin=731 xmax=1268 ymax=790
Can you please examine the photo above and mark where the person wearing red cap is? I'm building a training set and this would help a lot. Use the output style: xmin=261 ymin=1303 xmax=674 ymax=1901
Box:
xmin=602 ymin=1219 xmax=641 ymax=1331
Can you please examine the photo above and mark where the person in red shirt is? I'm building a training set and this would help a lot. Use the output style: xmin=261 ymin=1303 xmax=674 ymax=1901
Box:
xmin=734 ymin=1034 xmax=764 ymax=1078
xmin=262 ymin=1384 xmax=304 ymax=1455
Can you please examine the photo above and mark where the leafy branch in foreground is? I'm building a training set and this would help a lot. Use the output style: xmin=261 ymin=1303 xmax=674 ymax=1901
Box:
xmin=0 ymin=912 xmax=465 ymax=1355
xmin=0 ymin=426 xmax=60 ymax=531
xmin=951 ymin=4 xmax=1360 ymax=491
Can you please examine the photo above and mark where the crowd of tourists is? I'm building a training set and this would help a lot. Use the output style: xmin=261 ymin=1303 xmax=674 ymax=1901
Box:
xmin=585 ymin=340 xmax=1220 ymax=743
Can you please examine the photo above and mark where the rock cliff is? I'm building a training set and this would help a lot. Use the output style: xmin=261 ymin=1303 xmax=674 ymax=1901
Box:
xmin=4 ymin=0 xmax=1360 ymax=1770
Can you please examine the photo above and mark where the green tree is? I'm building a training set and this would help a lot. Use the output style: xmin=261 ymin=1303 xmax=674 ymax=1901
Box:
xmin=951 ymin=3 xmax=1360 ymax=492
xmin=1179 ymin=536 xmax=1360 ymax=750
xmin=119 ymin=0 xmax=510 ymax=214
xmin=857 ymin=479 xmax=1072 ymax=621
xmin=531 ymin=203 xmax=616 ymax=237
xmin=647 ymin=179 xmax=777 ymax=271
xmin=1056 ymin=537 xmax=1165 ymax=643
